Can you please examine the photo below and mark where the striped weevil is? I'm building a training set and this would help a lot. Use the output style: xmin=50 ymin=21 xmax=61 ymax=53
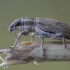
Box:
xmin=8 ymin=17 xmax=70 ymax=51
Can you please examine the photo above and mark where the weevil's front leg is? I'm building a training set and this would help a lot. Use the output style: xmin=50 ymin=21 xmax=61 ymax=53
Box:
xmin=11 ymin=31 xmax=29 ymax=49
xmin=13 ymin=32 xmax=22 ymax=48
xmin=14 ymin=27 xmax=20 ymax=46
xmin=14 ymin=26 xmax=17 ymax=40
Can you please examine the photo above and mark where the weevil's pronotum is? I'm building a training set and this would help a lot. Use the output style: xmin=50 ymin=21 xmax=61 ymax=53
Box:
xmin=8 ymin=17 xmax=70 ymax=50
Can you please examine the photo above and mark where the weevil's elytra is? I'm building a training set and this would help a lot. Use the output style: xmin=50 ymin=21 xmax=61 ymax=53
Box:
xmin=8 ymin=17 xmax=70 ymax=50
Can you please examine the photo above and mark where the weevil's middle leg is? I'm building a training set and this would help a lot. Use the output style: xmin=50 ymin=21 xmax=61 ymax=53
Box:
xmin=40 ymin=38 xmax=44 ymax=58
xmin=33 ymin=37 xmax=44 ymax=64
xmin=41 ymin=38 xmax=44 ymax=49
xmin=31 ymin=32 xmax=36 ymax=42
xmin=33 ymin=38 xmax=44 ymax=65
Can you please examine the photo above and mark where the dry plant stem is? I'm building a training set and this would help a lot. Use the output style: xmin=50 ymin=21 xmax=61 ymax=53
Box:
xmin=0 ymin=42 xmax=70 ymax=67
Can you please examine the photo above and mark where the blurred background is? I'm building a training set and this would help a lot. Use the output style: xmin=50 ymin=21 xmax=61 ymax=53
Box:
xmin=0 ymin=0 xmax=70 ymax=70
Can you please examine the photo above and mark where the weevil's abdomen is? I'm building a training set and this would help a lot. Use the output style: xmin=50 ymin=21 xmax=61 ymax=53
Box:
xmin=35 ymin=18 xmax=70 ymax=40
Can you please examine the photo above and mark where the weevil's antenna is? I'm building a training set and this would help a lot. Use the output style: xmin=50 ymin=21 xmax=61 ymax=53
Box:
xmin=0 ymin=24 xmax=9 ymax=26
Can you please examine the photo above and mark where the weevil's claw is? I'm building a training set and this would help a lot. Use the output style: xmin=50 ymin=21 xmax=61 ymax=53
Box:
xmin=34 ymin=61 xmax=39 ymax=65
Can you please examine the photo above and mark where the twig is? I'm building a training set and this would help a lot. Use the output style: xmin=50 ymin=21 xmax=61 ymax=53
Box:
xmin=0 ymin=42 xmax=70 ymax=68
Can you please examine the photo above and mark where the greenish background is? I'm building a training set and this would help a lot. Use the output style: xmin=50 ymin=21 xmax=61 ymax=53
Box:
xmin=0 ymin=0 xmax=70 ymax=70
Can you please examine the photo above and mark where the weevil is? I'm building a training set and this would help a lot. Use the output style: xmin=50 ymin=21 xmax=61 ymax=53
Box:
xmin=8 ymin=17 xmax=70 ymax=50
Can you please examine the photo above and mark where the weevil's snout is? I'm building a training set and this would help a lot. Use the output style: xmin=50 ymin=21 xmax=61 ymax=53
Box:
xmin=8 ymin=23 xmax=15 ymax=32
xmin=8 ymin=27 xmax=14 ymax=33
xmin=8 ymin=19 xmax=22 ymax=33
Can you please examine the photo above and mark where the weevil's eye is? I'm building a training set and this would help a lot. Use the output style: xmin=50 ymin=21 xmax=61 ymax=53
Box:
xmin=8 ymin=19 xmax=22 ymax=32
xmin=14 ymin=21 xmax=21 ymax=26
xmin=10 ymin=20 xmax=22 ymax=28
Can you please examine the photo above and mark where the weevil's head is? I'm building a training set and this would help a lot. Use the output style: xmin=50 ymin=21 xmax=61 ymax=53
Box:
xmin=8 ymin=18 xmax=22 ymax=32
xmin=8 ymin=18 xmax=34 ymax=33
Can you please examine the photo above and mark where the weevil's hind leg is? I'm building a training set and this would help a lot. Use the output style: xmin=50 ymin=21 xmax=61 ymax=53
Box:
xmin=62 ymin=35 xmax=67 ymax=49
xmin=62 ymin=35 xmax=70 ymax=49
xmin=31 ymin=32 xmax=35 ymax=42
